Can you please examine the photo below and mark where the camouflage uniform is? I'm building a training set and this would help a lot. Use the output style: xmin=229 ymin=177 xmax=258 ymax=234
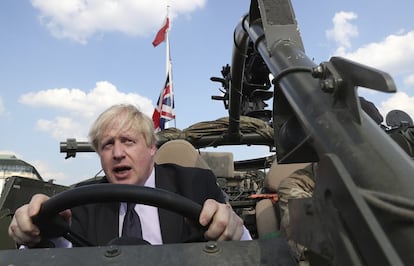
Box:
xmin=277 ymin=97 xmax=382 ymax=262
xmin=277 ymin=164 xmax=315 ymax=263
xmin=276 ymin=98 xmax=414 ymax=264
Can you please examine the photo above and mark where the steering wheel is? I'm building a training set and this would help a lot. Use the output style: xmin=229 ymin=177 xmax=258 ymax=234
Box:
xmin=32 ymin=184 xmax=203 ymax=246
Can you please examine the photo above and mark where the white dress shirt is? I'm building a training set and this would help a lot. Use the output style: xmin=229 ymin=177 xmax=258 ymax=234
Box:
xmin=119 ymin=168 xmax=163 ymax=244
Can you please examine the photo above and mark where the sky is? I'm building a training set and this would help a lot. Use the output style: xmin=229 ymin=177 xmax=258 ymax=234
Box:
xmin=1 ymin=0 xmax=414 ymax=186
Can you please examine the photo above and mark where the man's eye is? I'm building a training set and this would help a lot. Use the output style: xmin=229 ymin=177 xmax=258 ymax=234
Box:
xmin=101 ymin=141 xmax=113 ymax=150
xmin=124 ymin=139 xmax=135 ymax=145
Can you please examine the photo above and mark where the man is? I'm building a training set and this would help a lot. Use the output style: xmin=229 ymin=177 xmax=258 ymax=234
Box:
xmin=9 ymin=104 xmax=251 ymax=247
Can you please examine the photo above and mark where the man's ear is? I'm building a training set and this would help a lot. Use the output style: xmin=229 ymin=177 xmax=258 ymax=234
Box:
xmin=150 ymin=144 xmax=157 ymax=156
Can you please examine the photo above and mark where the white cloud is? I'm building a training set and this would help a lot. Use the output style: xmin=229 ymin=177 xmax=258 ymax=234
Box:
xmin=0 ymin=96 xmax=4 ymax=116
xmin=36 ymin=116 xmax=84 ymax=140
xmin=342 ymin=31 xmax=414 ymax=76
xmin=404 ymin=74 xmax=414 ymax=86
xmin=31 ymin=0 xmax=206 ymax=44
xmin=325 ymin=11 xmax=414 ymax=78
xmin=31 ymin=159 xmax=67 ymax=183
xmin=379 ymin=92 xmax=414 ymax=123
xmin=19 ymin=81 xmax=153 ymax=140
xmin=326 ymin=12 xmax=414 ymax=119
xmin=326 ymin=11 xmax=358 ymax=54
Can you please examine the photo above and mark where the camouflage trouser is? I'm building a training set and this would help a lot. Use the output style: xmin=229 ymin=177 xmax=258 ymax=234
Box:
xmin=277 ymin=165 xmax=315 ymax=262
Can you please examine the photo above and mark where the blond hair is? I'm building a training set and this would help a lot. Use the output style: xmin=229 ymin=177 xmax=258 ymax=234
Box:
xmin=88 ymin=104 xmax=157 ymax=151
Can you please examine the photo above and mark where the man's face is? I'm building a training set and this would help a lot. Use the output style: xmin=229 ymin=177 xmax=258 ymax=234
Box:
xmin=97 ymin=122 xmax=156 ymax=185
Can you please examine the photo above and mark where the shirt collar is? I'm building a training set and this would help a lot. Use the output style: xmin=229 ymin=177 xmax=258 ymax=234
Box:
xmin=143 ymin=167 xmax=155 ymax=188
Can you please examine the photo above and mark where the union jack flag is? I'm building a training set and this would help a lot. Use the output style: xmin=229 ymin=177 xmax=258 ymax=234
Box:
xmin=152 ymin=75 xmax=175 ymax=132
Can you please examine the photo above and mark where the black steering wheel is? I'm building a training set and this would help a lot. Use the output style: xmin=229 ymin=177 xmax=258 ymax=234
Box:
xmin=32 ymin=184 xmax=203 ymax=246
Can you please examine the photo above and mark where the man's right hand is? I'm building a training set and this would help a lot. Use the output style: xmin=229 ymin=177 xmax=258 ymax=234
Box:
xmin=8 ymin=194 xmax=71 ymax=247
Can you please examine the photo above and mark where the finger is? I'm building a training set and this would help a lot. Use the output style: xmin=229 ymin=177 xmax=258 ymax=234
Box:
xmin=218 ymin=209 xmax=244 ymax=241
xmin=28 ymin=194 xmax=50 ymax=217
xmin=8 ymin=205 xmax=41 ymax=246
xmin=31 ymin=194 xmax=72 ymax=223
xmin=199 ymin=199 xmax=219 ymax=226
xmin=202 ymin=201 xmax=232 ymax=240
xmin=60 ymin=209 xmax=72 ymax=224
xmin=215 ymin=203 xmax=244 ymax=241
xmin=8 ymin=194 xmax=50 ymax=246
xmin=231 ymin=209 xmax=245 ymax=240
xmin=9 ymin=223 xmax=41 ymax=246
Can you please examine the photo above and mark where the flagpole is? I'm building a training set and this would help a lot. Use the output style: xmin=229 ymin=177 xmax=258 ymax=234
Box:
xmin=165 ymin=5 xmax=176 ymax=128
xmin=151 ymin=6 xmax=175 ymax=132
xmin=165 ymin=5 xmax=170 ymax=75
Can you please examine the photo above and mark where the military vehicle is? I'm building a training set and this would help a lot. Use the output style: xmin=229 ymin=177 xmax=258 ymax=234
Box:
xmin=0 ymin=154 xmax=43 ymax=194
xmin=0 ymin=155 xmax=68 ymax=250
xmin=1 ymin=0 xmax=414 ymax=265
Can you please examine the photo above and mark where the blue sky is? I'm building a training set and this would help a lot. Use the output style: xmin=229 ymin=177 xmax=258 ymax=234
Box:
xmin=1 ymin=0 xmax=414 ymax=186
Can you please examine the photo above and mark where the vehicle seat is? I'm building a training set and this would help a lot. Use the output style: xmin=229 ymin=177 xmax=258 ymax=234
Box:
xmin=200 ymin=151 xmax=234 ymax=178
xmin=154 ymin=139 xmax=210 ymax=169
xmin=255 ymin=160 xmax=310 ymax=238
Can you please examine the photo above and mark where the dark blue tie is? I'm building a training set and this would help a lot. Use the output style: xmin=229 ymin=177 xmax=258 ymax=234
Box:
xmin=122 ymin=203 xmax=142 ymax=238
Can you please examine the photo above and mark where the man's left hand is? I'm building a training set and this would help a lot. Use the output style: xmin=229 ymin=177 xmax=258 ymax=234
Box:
xmin=199 ymin=199 xmax=244 ymax=241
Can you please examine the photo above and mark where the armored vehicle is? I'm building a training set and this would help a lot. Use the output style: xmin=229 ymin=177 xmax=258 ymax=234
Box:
xmin=0 ymin=156 xmax=68 ymax=250
xmin=0 ymin=154 xmax=43 ymax=196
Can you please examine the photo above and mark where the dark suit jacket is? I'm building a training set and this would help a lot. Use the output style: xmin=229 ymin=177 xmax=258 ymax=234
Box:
xmin=70 ymin=163 xmax=225 ymax=246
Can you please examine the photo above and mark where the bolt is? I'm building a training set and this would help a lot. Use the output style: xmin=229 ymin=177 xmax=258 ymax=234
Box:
xmin=203 ymin=242 xmax=220 ymax=254
xmin=321 ymin=79 xmax=335 ymax=93
xmin=311 ymin=65 xmax=324 ymax=78
xmin=104 ymin=246 xmax=121 ymax=257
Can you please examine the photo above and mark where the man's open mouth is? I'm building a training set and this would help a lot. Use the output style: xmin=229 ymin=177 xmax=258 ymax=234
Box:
xmin=114 ymin=166 xmax=131 ymax=173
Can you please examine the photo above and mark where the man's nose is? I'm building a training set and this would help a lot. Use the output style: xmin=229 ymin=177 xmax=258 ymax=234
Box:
xmin=112 ymin=141 xmax=125 ymax=159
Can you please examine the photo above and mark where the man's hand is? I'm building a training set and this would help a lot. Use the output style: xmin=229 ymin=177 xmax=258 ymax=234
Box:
xmin=8 ymin=194 xmax=71 ymax=247
xmin=199 ymin=199 xmax=244 ymax=241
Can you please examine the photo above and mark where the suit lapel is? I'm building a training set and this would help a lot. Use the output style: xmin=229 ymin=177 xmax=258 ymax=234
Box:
xmin=155 ymin=165 xmax=186 ymax=244
xmin=95 ymin=202 xmax=119 ymax=245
